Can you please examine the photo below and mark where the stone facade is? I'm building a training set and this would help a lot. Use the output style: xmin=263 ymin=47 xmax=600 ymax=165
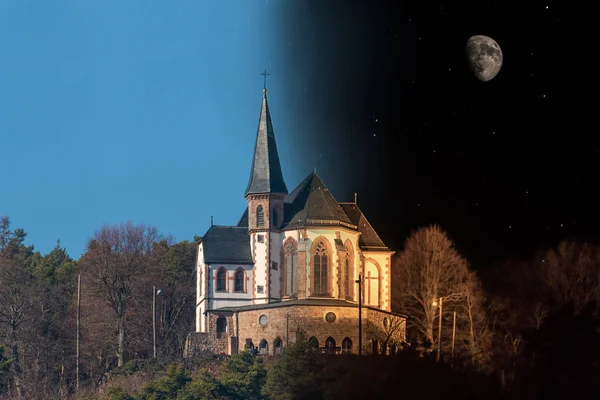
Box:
xmin=193 ymin=302 xmax=405 ymax=356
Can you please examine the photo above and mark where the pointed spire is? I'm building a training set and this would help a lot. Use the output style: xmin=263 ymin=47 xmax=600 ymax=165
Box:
xmin=245 ymin=72 xmax=288 ymax=197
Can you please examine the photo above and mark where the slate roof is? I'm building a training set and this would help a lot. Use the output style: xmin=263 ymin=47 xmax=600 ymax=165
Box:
xmin=201 ymin=225 xmax=253 ymax=264
xmin=244 ymin=91 xmax=288 ymax=196
xmin=339 ymin=203 xmax=389 ymax=250
xmin=283 ymin=172 xmax=355 ymax=229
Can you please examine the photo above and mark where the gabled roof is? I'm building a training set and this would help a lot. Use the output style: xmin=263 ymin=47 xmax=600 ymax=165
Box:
xmin=339 ymin=203 xmax=389 ymax=250
xmin=283 ymin=171 xmax=355 ymax=229
xmin=244 ymin=91 xmax=288 ymax=196
xmin=201 ymin=225 xmax=253 ymax=265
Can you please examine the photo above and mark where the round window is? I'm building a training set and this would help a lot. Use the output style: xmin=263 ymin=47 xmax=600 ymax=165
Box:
xmin=325 ymin=312 xmax=336 ymax=323
xmin=259 ymin=314 xmax=269 ymax=326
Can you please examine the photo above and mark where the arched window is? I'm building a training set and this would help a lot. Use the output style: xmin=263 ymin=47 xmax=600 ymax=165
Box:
xmin=342 ymin=337 xmax=353 ymax=354
xmin=284 ymin=240 xmax=298 ymax=296
xmin=259 ymin=339 xmax=269 ymax=355
xmin=273 ymin=337 xmax=283 ymax=354
xmin=234 ymin=268 xmax=245 ymax=292
xmin=313 ymin=241 xmax=329 ymax=296
xmin=256 ymin=205 xmax=264 ymax=227
xmin=216 ymin=317 xmax=227 ymax=338
xmin=216 ymin=267 xmax=227 ymax=292
xmin=325 ymin=337 xmax=336 ymax=354
xmin=272 ymin=208 xmax=278 ymax=227
xmin=308 ymin=336 xmax=319 ymax=352
xmin=365 ymin=260 xmax=381 ymax=307
xmin=345 ymin=242 xmax=354 ymax=300
xmin=371 ymin=339 xmax=379 ymax=355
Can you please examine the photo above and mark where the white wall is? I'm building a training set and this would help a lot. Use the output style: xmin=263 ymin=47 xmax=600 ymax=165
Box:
xmin=269 ymin=231 xmax=283 ymax=298
xmin=196 ymin=242 xmax=205 ymax=332
xmin=250 ymin=232 xmax=268 ymax=304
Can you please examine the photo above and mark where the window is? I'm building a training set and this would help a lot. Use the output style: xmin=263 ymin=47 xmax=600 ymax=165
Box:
xmin=256 ymin=205 xmax=264 ymax=227
xmin=272 ymin=208 xmax=278 ymax=227
xmin=271 ymin=261 xmax=278 ymax=271
xmin=342 ymin=337 xmax=353 ymax=354
xmin=257 ymin=285 xmax=264 ymax=294
xmin=371 ymin=339 xmax=379 ymax=355
xmin=216 ymin=267 xmax=227 ymax=292
xmin=234 ymin=268 xmax=245 ymax=292
xmin=308 ymin=336 xmax=319 ymax=352
xmin=325 ymin=312 xmax=336 ymax=323
xmin=216 ymin=317 xmax=227 ymax=338
xmin=284 ymin=241 xmax=298 ymax=296
xmin=259 ymin=314 xmax=269 ymax=326
xmin=259 ymin=339 xmax=268 ymax=355
xmin=274 ymin=337 xmax=283 ymax=354
xmin=313 ymin=241 xmax=329 ymax=296
xmin=257 ymin=234 xmax=264 ymax=243
xmin=324 ymin=337 xmax=336 ymax=354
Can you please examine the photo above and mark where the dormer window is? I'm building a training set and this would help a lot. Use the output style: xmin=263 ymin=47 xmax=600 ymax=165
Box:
xmin=256 ymin=205 xmax=264 ymax=227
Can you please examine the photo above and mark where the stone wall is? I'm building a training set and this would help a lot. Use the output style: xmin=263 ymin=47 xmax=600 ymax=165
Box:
xmin=186 ymin=303 xmax=406 ymax=357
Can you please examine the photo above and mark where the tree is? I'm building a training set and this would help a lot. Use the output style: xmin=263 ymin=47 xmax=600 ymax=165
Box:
xmin=262 ymin=330 xmax=325 ymax=400
xmin=80 ymin=222 xmax=161 ymax=368
xmin=147 ymin=239 xmax=197 ymax=361
xmin=393 ymin=225 xmax=470 ymax=346
xmin=0 ymin=216 xmax=38 ymax=398
xmin=373 ymin=315 xmax=405 ymax=355
xmin=541 ymin=241 xmax=600 ymax=313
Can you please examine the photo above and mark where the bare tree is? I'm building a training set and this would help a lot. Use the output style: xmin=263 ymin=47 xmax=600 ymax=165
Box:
xmin=457 ymin=270 xmax=493 ymax=369
xmin=80 ymin=222 xmax=161 ymax=367
xmin=542 ymin=241 xmax=600 ymax=313
xmin=374 ymin=315 xmax=405 ymax=355
xmin=393 ymin=225 xmax=469 ymax=346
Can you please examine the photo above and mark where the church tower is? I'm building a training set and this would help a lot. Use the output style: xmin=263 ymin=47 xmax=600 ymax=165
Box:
xmin=245 ymin=72 xmax=287 ymax=304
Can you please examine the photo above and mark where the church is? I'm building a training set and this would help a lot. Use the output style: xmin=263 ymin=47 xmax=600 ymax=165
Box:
xmin=185 ymin=78 xmax=406 ymax=357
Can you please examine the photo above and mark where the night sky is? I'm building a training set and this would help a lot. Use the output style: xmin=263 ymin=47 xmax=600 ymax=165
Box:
xmin=277 ymin=1 xmax=599 ymax=268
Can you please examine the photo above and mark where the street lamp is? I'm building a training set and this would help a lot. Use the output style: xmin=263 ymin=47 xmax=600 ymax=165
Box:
xmin=433 ymin=296 xmax=457 ymax=363
xmin=153 ymin=286 xmax=162 ymax=359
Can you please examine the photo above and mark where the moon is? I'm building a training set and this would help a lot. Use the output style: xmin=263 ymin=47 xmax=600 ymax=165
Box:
xmin=465 ymin=35 xmax=503 ymax=82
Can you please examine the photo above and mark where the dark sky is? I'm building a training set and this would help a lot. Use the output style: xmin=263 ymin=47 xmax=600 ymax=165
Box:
xmin=277 ymin=1 xmax=599 ymax=268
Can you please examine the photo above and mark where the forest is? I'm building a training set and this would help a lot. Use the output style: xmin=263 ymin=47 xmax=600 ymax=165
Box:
xmin=1 ymin=215 xmax=599 ymax=399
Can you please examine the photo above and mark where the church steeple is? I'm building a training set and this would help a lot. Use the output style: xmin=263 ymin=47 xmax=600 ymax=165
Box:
xmin=244 ymin=71 xmax=288 ymax=197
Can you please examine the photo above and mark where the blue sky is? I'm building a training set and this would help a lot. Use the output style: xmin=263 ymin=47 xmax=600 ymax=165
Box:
xmin=0 ymin=0 xmax=313 ymax=257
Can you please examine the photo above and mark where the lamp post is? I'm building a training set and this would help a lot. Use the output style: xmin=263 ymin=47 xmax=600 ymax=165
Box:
xmin=434 ymin=297 xmax=443 ymax=361
xmin=356 ymin=274 xmax=362 ymax=355
xmin=153 ymin=286 xmax=162 ymax=359
xmin=433 ymin=296 xmax=457 ymax=363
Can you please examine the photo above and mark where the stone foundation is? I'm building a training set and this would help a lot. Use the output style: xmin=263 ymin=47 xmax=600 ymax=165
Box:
xmin=185 ymin=301 xmax=406 ymax=357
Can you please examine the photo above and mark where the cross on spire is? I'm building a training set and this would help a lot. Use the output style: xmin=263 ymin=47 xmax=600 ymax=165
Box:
xmin=261 ymin=69 xmax=270 ymax=92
